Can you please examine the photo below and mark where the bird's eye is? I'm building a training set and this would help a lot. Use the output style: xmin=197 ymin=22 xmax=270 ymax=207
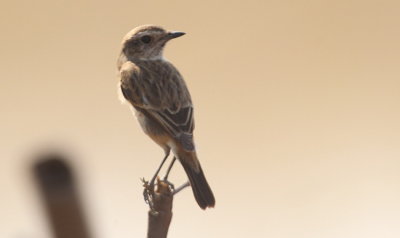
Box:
xmin=141 ymin=35 xmax=152 ymax=44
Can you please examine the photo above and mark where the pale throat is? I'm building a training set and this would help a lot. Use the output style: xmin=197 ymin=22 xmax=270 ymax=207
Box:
xmin=134 ymin=53 xmax=167 ymax=61
xmin=142 ymin=47 xmax=165 ymax=60
xmin=120 ymin=46 xmax=168 ymax=64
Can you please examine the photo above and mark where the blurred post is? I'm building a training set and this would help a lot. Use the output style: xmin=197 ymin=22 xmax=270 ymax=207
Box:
xmin=33 ymin=153 xmax=92 ymax=238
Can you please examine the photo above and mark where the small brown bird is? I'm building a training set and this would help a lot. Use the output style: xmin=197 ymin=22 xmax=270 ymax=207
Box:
xmin=117 ymin=25 xmax=215 ymax=209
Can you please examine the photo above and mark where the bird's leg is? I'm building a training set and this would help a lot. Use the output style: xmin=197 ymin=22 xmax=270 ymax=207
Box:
xmin=163 ymin=156 xmax=176 ymax=181
xmin=143 ymin=150 xmax=171 ymax=207
xmin=162 ymin=156 xmax=177 ymax=191
xmin=149 ymin=150 xmax=170 ymax=187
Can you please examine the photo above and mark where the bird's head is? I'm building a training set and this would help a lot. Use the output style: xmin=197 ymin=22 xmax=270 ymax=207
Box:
xmin=121 ymin=25 xmax=185 ymax=60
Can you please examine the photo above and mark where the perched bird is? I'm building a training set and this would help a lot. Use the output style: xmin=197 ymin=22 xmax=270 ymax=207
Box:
xmin=117 ymin=25 xmax=215 ymax=209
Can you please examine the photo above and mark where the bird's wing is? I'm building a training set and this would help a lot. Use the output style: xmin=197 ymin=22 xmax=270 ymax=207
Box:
xmin=148 ymin=106 xmax=195 ymax=151
xmin=120 ymin=60 xmax=195 ymax=151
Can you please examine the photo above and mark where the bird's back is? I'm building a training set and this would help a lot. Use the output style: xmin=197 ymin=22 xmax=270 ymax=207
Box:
xmin=120 ymin=59 xmax=192 ymax=111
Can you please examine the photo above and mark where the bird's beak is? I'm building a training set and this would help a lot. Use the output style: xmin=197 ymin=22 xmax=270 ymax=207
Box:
xmin=166 ymin=31 xmax=186 ymax=40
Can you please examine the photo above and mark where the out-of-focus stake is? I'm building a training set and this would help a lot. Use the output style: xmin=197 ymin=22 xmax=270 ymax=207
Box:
xmin=33 ymin=153 xmax=92 ymax=238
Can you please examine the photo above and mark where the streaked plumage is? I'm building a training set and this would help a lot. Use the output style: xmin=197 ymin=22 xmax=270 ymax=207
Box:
xmin=118 ymin=25 xmax=215 ymax=209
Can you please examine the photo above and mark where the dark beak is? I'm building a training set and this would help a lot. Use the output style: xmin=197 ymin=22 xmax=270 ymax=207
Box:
xmin=166 ymin=31 xmax=186 ymax=40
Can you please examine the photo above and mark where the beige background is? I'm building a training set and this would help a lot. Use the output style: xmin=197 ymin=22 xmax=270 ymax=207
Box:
xmin=1 ymin=0 xmax=400 ymax=237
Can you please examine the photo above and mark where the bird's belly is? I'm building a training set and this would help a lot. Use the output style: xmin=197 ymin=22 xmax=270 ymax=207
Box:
xmin=134 ymin=109 xmax=171 ymax=150
xmin=135 ymin=110 xmax=161 ymax=135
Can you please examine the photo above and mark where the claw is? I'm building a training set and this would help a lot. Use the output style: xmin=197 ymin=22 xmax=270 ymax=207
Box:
xmin=163 ymin=179 xmax=175 ymax=191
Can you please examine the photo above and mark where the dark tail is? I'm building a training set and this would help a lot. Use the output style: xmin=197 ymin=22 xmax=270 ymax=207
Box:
xmin=180 ymin=158 xmax=215 ymax=209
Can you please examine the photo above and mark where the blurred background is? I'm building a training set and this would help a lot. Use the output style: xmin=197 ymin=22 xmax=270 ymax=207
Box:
xmin=1 ymin=0 xmax=400 ymax=237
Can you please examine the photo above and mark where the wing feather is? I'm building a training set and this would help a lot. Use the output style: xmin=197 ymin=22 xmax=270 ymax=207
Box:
xmin=120 ymin=60 xmax=195 ymax=151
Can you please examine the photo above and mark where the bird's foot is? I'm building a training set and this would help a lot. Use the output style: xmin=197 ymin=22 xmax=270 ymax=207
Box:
xmin=162 ymin=179 xmax=175 ymax=191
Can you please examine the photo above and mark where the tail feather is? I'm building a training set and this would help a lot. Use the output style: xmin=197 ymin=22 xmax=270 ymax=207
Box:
xmin=180 ymin=158 xmax=215 ymax=209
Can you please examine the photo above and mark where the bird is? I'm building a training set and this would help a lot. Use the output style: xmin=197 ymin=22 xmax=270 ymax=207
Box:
xmin=117 ymin=25 xmax=215 ymax=209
